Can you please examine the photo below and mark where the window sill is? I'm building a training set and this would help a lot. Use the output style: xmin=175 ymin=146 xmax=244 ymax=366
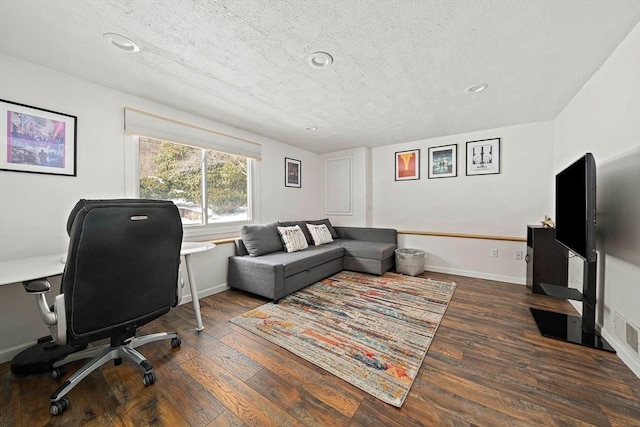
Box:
xmin=182 ymin=221 xmax=249 ymax=241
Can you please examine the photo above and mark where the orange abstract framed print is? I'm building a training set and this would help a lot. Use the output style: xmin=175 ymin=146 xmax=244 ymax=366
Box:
xmin=395 ymin=149 xmax=420 ymax=181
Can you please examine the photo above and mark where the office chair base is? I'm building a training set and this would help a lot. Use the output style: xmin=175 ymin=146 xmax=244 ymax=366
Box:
xmin=48 ymin=332 xmax=180 ymax=416
xmin=10 ymin=336 xmax=85 ymax=376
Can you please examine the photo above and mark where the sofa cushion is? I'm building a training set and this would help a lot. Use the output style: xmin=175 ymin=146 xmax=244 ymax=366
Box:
xmin=306 ymin=223 xmax=334 ymax=246
xmin=333 ymin=239 xmax=396 ymax=260
xmin=277 ymin=225 xmax=309 ymax=252
xmin=306 ymin=218 xmax=338 ymax=239
xmin=251 ymin=244 xmax=344 ymax=277
xmin=279 ymin=219 xmax=339 ymax=243
xmin=241 ymin=222 xmax=284 ymax=257
xmin=278 ymin=220 xmax=313 ymax=244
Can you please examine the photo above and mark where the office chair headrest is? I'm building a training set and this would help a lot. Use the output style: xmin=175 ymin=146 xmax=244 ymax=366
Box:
xmin=66 ymin=199 xmax=180 ymax=236
xmin=66 ymin=200 xmax=88 ymax=236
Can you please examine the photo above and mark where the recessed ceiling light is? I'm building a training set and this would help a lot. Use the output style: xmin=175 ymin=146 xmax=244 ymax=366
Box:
xmin=307 ymin=52 xmax=333 ymax=68
xmin=103 ymin=33 xmax=140 ymax=53
xmin=305 ymin=126 xmax=318 ymax=131
xmin=466 ymin=83 xmax=488 ymax=93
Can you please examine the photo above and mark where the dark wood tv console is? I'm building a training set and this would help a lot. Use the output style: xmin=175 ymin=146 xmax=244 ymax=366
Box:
xmin=525 ymin=225 xmax=567 ymax=295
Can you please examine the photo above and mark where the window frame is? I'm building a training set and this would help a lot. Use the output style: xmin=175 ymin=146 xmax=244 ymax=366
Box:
xmin=125 ymin=135 xmax=258 ymax=239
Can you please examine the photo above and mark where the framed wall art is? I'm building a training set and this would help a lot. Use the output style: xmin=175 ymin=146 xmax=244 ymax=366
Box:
xmin=428 ymin=144 xmax=457 ymax=179
xmin=285 ymin=157 xmax=301 ymax=188
xmin=466 ymin=138 xmax=500 ymax=176
xmin=0 ymin=99 xmax=77 ymax=176
xmin=395 ymin=149 xmax=420 ymax=181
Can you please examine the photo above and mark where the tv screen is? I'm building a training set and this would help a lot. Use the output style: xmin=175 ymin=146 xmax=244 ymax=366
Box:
xmin=555 ymin=153 xmax=597 ymax=262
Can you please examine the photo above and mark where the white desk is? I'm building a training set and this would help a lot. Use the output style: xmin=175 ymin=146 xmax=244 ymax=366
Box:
xmin=179 ymin=242 xmax=216 ymax=331
xmin=0 ymin=242 xmax=216 ymax=331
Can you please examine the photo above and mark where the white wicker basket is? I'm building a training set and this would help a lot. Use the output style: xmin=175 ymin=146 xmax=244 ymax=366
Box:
xmin=395 ymin=248 xmax=426 ymax=276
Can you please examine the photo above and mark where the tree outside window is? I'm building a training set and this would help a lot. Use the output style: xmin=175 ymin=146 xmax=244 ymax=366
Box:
xmin=138 ymin=137 xmax=248 ymax=225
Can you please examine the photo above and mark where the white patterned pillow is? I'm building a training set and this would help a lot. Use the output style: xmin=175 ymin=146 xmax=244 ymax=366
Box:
xmin=306 ymin=223 xmax=334 ymax=246
xmin=277 ymin=225 xmax=309 ymax=252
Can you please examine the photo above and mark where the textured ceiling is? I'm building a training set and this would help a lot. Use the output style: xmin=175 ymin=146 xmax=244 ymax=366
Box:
xmin=0 ymin=1 xmax=638 ymax=154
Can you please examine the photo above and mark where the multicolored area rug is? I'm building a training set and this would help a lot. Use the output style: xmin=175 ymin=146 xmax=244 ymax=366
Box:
xmin=230 ymin=271 xmax=456 ymax=407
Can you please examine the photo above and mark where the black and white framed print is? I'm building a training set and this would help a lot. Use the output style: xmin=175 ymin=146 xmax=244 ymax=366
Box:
xmin=466 ymin=138 xmax=500 ymax=176
xmin=285 ymin=157 xmax=301 ymax=187
xmin=428 ymin=144 xmax=457 ymax=179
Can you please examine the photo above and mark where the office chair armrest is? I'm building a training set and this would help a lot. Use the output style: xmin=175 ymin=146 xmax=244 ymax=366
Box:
xmin=176 ymin=264 xmax=184 ymax=305
xmin=21 ymin=279 xmax=67 ymax=344
xmin=22 ymin=278 xmax=51 ymax=294
xmin=22 ymin=278 xmax=56 ymax=325
xmin=52 ymin=294 xmax=66 ymax=345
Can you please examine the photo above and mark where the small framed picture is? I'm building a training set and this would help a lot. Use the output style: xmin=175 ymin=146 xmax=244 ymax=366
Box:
xmin=285 ymin=157 xmax=301 ymax=188
xmin=395 ymin=149 xmax=420 ymax=181
xmin=466 ymin=138 xmax=500 ymax=176
xmin=0 ymin=99 xmax=77 ymax=176
xmin=428 ymin=144 xmax=457 ymax=179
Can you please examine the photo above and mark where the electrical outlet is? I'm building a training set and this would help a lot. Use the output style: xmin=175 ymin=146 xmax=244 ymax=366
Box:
xmin=514 ymin=250 xmax=523 ymax=260
xmin=490 ymin=248 xmax=498 ymax=258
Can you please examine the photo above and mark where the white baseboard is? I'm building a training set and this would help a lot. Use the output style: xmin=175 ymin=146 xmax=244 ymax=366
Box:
xmin=179 ymin=282 xmax=229 ymax=305
xmin=424 ymin=264 xmax=526 ymax=285
xmin=566 ymin=301 xmax=639 ymax=378
xmin=0 ymin=341 xmax=40 ymax=365
xmin=600 ymin=328 xmax=640 ymax=379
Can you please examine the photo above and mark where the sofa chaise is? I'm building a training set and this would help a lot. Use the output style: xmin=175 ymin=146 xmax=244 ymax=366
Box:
xmin=227 ymin=219 xmax=397 ymax=302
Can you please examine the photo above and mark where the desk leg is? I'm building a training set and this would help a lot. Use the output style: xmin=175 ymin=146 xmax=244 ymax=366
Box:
xmin=184 ymin=254 xmax=204 ymax=332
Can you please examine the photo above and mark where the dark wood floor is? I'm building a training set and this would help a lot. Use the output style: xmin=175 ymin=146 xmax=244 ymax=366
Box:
xmin=2 ymin=271 xmax=639 ymax=426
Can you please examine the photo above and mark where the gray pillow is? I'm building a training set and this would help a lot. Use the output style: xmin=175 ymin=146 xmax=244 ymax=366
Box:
xmin=240 ymin=222 xmax=284 ymax=256
xmin=307 ymin=218 xmax=338 ymax=239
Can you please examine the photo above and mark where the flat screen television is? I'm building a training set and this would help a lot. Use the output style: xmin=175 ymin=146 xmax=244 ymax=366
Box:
xmin=532 ymin=152 xmax=614 ymax=352
xmin=555 ymin=153 xmax=597 ymax=262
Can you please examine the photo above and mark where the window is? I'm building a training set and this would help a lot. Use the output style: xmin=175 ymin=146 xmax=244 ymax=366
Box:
xmin=137 ymin=136 xmax=252 ymax=230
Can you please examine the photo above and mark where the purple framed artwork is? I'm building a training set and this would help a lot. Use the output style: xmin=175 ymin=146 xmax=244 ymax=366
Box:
xmin=1 ymin=99 xmax=77 ymax=176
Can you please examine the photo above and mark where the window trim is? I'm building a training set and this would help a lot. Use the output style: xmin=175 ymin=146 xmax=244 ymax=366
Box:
xmin=125 ymin=135 xmax=258 ymax=239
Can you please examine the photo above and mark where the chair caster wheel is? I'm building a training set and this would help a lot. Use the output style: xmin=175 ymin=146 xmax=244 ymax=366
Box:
xmin=171 ymin=337 xmax=181 ymax=348
xmin=50 ymin=397 xmax=70 ymax=415
xmin=52 ymin=366 xmax=67 ymax=379
xmin=143 ymin=371 xmax=156 ymax=386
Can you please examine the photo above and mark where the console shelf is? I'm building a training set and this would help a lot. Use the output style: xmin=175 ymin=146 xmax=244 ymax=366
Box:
xmin=539 ymin=283 xmax=583 ymax=301
xmin=526 ymin=224 xmax=615 ymax=354
xmin=530 ymin=308 xmax=615 ymax=352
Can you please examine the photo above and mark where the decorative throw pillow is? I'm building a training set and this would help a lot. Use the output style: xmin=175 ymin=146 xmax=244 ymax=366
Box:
xmin=240 ymin=222 xmax=284 ymax=256
xmin=277 ymin=225 xmax=309 ymax=253
xmin=278 ymin=220 xmax=313 ymax=244
xmin=306 ymin=218 xmax=338 ymax=239
xmin=306 ymin=223 xmax=334 ymax=246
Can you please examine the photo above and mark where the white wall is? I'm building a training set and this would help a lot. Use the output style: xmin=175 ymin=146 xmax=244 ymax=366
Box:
xmin=0 ymin=54 xmax=323 ymax=362
xmin=554 ymin=23 xmax=640 ymax=376
xmin=371 ymin=121 xmax=555 ymax=283
xmin=320 ymin=147 xmax=371 ymax=226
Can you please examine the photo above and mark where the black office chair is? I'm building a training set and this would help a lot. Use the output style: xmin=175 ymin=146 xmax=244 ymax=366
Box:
xmin=23 ymin=199 xmax=184 ymax=415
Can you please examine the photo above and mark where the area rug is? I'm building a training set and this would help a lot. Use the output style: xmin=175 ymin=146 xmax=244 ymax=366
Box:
xmin=230 ymin=271 xmax=456 ymax=407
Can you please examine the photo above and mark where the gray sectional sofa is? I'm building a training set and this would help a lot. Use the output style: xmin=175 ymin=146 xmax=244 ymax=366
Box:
xmin=227 ymin=219 xmax=397 ymax=302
